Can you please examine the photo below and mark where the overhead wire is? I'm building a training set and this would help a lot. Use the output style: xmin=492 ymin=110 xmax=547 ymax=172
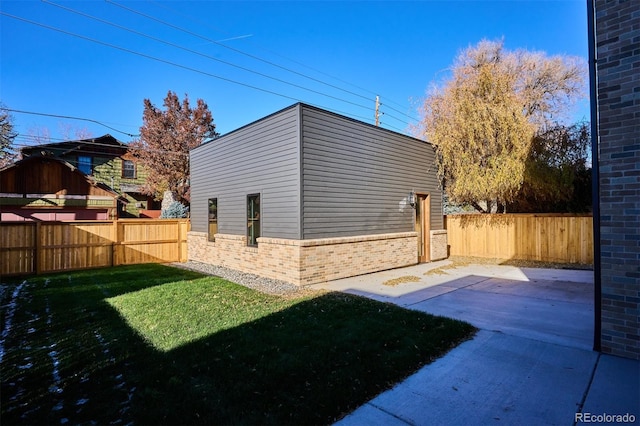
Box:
xmin=107 ymin=0 xmax=418 ymax=127
xmin=146 ymin=1 xmax=421 ymax=123
xmin=11 ymin=135 xmax=190 ymax=157
xmin=1 ymin=13 xmax=298 ymax=102
xmin=7 ymin=108 xmax=139 ymax=137
xmin=107 ymin=1 xmax=379 ymax=106
xmin=1 ymin=11 xmax=376 ymax=125
xmin=1 ymin=4 xmax=431 ymax=173
xmin=378 ymin=102 xmax=420 ymax=123
xmin=9 ymin=114 xmax=193 ymax=158
xmin=42 ymin=0 xmax=378 ymax=114
xmin=2 ymin=1 xmax=423 ymax=135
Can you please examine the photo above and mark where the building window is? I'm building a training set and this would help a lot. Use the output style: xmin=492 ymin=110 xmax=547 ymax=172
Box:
xmin=247 ymin=194 xmax=260 ymax=246
xmin=122 ymin=160 xmax=136 ymax=179
xmin=208 ymin=198 xmax=217 ymax=242
xmin=77 ymin=155 xmax=92 ymax=175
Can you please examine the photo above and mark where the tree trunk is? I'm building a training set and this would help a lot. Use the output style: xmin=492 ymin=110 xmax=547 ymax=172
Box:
xmin=471 ymin=201 xmax=488 ymax=213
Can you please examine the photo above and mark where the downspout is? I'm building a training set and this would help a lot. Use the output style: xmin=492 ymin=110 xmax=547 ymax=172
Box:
xmin=587 ymin=0 xmax=601 ymax=352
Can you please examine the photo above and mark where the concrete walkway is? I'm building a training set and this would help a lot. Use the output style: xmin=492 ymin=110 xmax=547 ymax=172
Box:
xmin=310 ymin=261 xmax=639 ymax=425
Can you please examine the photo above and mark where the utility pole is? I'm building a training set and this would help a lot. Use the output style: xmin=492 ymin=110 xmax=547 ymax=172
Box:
xmin=375 ymin=95 xmax=380 ymax=126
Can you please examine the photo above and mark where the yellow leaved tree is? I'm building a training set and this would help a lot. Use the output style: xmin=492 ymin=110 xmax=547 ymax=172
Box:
xmin=420 ymin=40 xmax=586 ymax=213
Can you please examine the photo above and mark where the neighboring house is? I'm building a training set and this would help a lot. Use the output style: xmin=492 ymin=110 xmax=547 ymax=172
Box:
xmin=0 ymin=156 xmax=123 ymax=221
xmin=189 ymin=103 xmax=446 ymax=286
xmin=20 ymin=134 xmax=159 ymax=217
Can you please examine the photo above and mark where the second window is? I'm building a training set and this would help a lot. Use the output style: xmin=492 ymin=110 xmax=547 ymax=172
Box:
xmin=247 ymin=194 xmax=260 ymax=246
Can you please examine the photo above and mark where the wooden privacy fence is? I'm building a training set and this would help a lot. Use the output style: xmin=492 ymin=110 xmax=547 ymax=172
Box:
xmin=1 ymin=219 xmax=190 ymax=276
xmin=445 ymin=214 xmax=594 ymax=264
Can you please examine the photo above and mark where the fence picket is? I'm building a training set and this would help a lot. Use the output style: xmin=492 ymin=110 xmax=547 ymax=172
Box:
xmin=444 ymin=214 xmax=593 ymax=264
xmin=0 ymin=219 xmax=190 ymax=276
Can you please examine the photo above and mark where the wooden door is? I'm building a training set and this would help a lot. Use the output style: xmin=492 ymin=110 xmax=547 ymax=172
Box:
xmin=414 ymin=193 xmax=431 ymax=263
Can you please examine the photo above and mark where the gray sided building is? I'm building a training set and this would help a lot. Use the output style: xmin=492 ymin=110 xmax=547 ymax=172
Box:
xmin=591 ymin=0 xmax=640 ymax=359
xmin=189 ymin=103 xmax=446 ymax=286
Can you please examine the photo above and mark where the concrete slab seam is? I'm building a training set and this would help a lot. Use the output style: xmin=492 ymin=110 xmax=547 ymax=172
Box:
xmin=481 ymin=328 xmax=589 ymax=352
xmin=449 ymin=286 xmax=593 ymax=310
xmin=573 ymin=352 xmax=601 ymax=426
xmin=464 ymin=286 xmax=595 ymax=306
xmin=367 ymin=401 xmax=415 ymax=425
xmin=404 ymin=276 xmax=493 ymax=307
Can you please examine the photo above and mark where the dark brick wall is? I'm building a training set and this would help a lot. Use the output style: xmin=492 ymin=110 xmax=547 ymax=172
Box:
xmin=595 ymin=0 xmax=640 ymax=359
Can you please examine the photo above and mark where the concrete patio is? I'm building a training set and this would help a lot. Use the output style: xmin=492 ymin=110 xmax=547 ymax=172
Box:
xmin=310 ymin=260 xmax=639 ymax=425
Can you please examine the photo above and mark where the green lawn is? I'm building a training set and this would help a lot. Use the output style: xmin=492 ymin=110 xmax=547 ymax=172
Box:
xmin=1 ymin=264 xmax=475 ymax=425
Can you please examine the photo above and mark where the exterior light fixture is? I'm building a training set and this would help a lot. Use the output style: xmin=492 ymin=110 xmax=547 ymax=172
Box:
xmin=408 ymin=191 xmax=417 ymax=208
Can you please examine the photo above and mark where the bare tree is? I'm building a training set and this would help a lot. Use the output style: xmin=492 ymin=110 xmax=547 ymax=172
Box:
xmin=419 ymin=39 xmax=587 ymax=213
xmin=0 ymin=107 xmax=18 ymax=168
xmin=129 ymin=91 xmax=217 ymax=205
xmin=73 ymin=127 xmax=93 ymax=140
xmin=58 ymin=122 xmax=93 ymax=141
xmin=26 ymin=126 xmax=51 ymax=145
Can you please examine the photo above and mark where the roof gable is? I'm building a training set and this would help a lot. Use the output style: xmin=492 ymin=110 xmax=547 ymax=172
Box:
xmin=1 ymin=156 xmax=121 ymax=198
xmin=20 ymin=134 xmax=128 ymax=158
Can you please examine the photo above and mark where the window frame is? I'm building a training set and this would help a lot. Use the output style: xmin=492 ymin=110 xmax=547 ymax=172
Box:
xmin=77 ymin=155 xmax=92 ymax=175
xmin=246 ymin=193 xmax=260 ymax=247
xmin=208 ymin=198 xmax=218 ymax=242
xmin=122 ymin=159 xmax=137 ymax=179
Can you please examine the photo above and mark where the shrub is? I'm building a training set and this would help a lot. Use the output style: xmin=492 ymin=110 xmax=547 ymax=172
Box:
xmin=160 ymin=201 xmax=189 ymax=218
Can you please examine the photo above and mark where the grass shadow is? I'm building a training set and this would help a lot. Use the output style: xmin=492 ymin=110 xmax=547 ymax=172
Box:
xmin=131 ymin=292 xmax=474 ymax=424
xmin=2 ymin=265 xmax=475 ymax=425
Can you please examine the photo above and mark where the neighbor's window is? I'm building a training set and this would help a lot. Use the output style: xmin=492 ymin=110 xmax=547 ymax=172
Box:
xmin=77 ymin=155 xmax=92 ymax=175
xmin=122 ymin=160 xmax=136 ymax=179
xmin=208 ymin=198 xmax=217 ymax=242
xmin=247 ymin=194 xmax=260 ymax=246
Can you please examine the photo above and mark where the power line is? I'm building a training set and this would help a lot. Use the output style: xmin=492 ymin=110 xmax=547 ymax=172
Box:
xmin=0 ymin=12 xmax=301 ymax=101
xmin=107 ymin=1 xmax=378 ymax=106
xmin=3 ymin=5 xmax=419 ymax=132
xmin=43 ymin=0 xmax=376 ymax=113
xmin=111 ymin=0 xmax=419 ymax=125
xmin=1 ymin=12 xmax=375 ymax=125
xmin=11 ymin=136 xmax=190 ymax=158
xmin=6 ymin=108 xmax=139 ymax=137
xmin=147 ymin=0 xmax=420 ymax=121
xmin=381 ymin=102 xmax=420 ymax=123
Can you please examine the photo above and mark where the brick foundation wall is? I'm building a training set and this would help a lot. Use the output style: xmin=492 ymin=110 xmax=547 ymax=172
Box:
xmin=188 ymin=232 xmax=301 ymax=283
xmin=296 ymin=233 xmax=418 ymax=285
xmin=595 ymin=0 xmax=640 ymax=359
xmin=430 ymin=230 xmax=448 ymax=261
xmin=188 ymin=232 xmax=418 ymax=286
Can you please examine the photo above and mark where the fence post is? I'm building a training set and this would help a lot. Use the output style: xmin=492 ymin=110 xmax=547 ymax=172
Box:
xmin=35 ymin=222 xmax=43 ymax=274
xmin=180 ymin=219 xmax=188 ymax=262
xmin=112 ymin=220 xmax=118 ymax=266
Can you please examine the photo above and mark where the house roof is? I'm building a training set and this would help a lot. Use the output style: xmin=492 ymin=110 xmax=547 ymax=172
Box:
xmin=195 ymin=102 xmax=431 ymax=150
xmin=20 ymin=134 xmax=128 ymax=158
xmin=0 ymin=156 xmax=127 ymax=203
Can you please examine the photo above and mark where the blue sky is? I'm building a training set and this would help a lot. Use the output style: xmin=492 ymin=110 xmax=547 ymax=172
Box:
xmin=1 ymin=0 xmax=589 ymax=147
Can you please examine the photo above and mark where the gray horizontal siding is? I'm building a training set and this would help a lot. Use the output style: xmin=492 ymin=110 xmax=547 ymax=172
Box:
xmin=191 ymin=102 xmax=442 ymax=242
xmin=190 ymin=105 xmax=301 ymax=239
xmin=301 ymin=105 xmax=442 ymax=239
